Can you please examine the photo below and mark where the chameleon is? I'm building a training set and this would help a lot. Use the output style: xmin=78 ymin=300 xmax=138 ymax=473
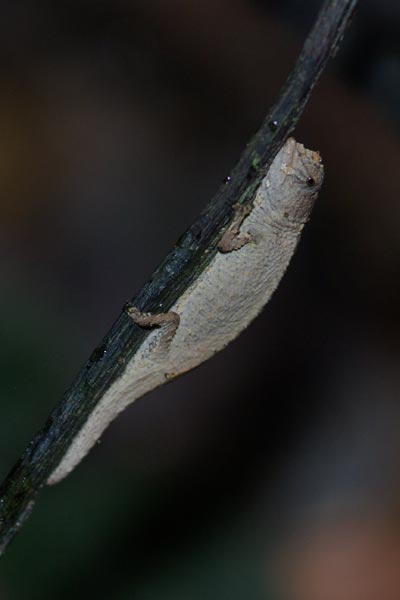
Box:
xmin=48 ymin=137 xmax=323 ymax=484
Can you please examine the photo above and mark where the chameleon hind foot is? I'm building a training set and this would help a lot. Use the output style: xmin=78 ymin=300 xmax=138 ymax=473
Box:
xmin=125 ymin=304 xmax=180 ymax=346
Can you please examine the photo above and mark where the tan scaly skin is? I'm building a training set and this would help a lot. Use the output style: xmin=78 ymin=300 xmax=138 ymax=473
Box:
xmin=48 ymin=137 xmax=323 ymax=485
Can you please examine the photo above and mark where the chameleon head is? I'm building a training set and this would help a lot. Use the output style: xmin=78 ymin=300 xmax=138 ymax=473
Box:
xmin=264 ymin=137 xmax=324 ymax=226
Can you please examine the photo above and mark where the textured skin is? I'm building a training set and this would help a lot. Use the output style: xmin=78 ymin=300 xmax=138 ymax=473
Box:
xmin=48 ymin=137 xmax=323 ymax=484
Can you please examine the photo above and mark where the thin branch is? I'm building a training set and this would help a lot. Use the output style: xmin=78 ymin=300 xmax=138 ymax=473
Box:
xmin=0 ymin=0 xmax=358 ymax=555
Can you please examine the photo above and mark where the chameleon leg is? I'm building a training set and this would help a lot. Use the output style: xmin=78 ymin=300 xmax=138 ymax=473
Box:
xmin=125 ymin=305 xmax=180 ymax=349
xmin=218 ymin=202 xmax=253 ymax=253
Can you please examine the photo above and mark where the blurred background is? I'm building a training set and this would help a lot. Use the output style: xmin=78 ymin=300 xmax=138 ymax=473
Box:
xmin=0 ymin=1 xmax=400 ymax=598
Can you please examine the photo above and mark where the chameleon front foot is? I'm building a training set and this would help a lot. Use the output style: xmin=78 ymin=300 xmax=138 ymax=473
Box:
xmin=218 ymin=202 xmax=253 ymax=253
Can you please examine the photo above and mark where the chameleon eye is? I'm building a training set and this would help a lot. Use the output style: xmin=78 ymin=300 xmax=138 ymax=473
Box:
xmin=306 ymin=176 xmax=315 ymax=187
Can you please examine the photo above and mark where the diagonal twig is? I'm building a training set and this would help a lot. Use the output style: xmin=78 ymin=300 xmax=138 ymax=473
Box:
xmin=0 ymin=0 xmax=358 ymax=555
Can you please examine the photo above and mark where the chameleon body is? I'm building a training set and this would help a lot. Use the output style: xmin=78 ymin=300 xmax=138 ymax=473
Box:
xmin=48 ymin=137 xmax=323 ymax=484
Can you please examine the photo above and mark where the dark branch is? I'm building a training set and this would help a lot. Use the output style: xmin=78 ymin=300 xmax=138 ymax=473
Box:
xmin=0 ymin=0 xmax=358 ymax=555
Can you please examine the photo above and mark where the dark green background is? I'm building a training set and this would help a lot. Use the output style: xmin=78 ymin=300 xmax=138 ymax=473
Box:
xmin=1 ymin=1 xmax=400 ymax=598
